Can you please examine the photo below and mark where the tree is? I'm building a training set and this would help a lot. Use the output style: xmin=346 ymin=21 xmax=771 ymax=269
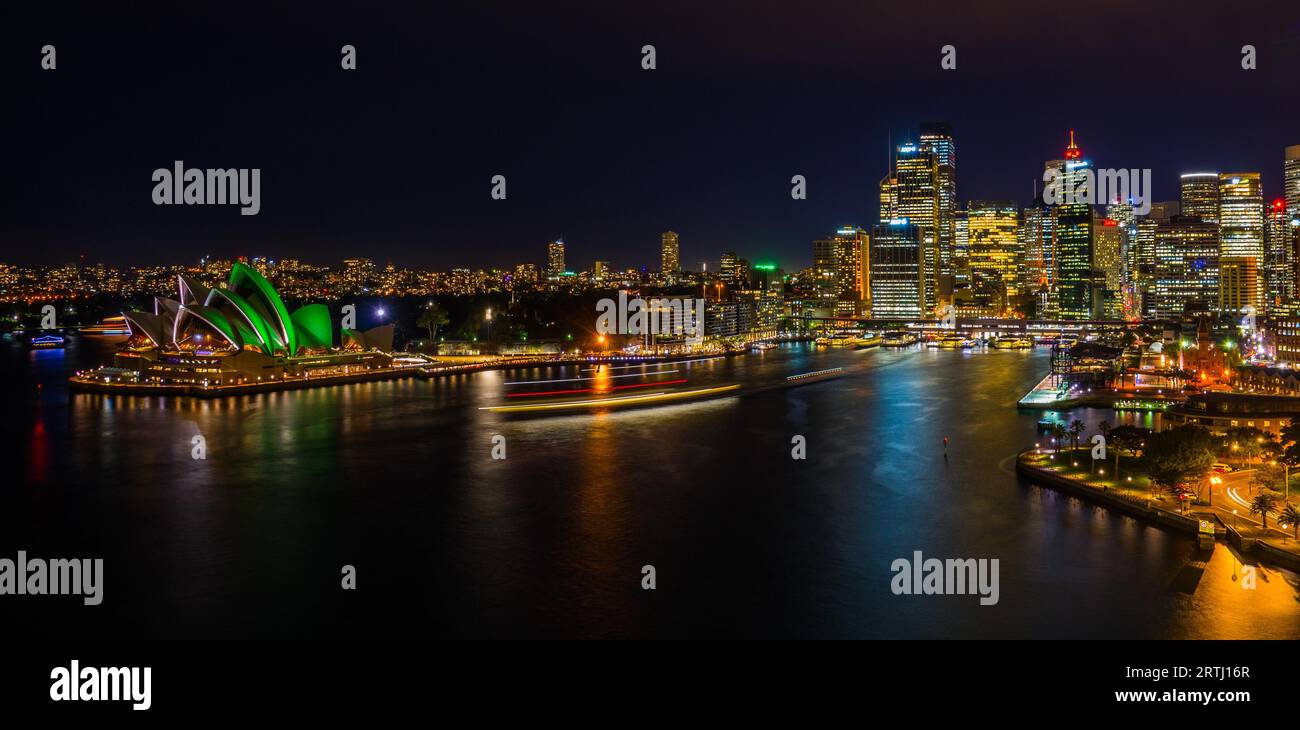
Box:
xmin=1281 ymin=421 xmax=1300 ymax=463
xmin=1280 ymin=504 xmax=1300 ymax=541
xmin=1254 ymin=462 xmax=1288 ymax=494
xmin=1108 ymin=426 xmax=1151 ymax=482
xmin=1250 ymin=492 xmax=1278 ymax=530
xmin=1142 ymin=425 xmax=1217 ymax=501
xmin=417 ymin=301 xmax=450 ymax=353
xmin=1068 ymin=419 xmax=1085 ymax=452
xmin=1051 ymin=423 xmax=1066 ymax=454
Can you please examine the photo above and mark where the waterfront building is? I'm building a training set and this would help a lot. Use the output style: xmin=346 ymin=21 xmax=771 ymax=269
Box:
xmin=869 ymin=222 xmax=923 ymax=318
xmin=967 ymin=201 xmax=1020 ymax=307
xmin=661 ymin=231 xmax=680 ymax=274
xmin=1153 ymin=215 xmax=1219 ymax=318
xmin=1180 ymin=173 xmax=1220 ymax=223
xmin=920 ymin=122 xmax=957 ymax=282
xmin=1018 ymin=197 xmax=1056 ymax=316
xmin=813 ymin=227 xmax=869 ymax=317
xmin=110 ymin=263 xmax=396 ymax=388
xmin=720 ymin=251 xmax=738 ymax=287
xmin=893 ymin=142 xmax=941 ymax=313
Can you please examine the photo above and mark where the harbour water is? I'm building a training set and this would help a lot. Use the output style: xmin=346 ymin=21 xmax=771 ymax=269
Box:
xmin=3 ymin=337 xmax=1297 ymax=638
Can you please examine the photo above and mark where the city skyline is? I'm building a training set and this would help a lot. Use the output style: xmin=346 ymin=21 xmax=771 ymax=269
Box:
xmin=6 ymin=2 xmax=1300 ymax=271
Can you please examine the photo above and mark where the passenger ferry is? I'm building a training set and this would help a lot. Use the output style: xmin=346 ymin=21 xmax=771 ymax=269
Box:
xmin=815 ymin=333 xmax=859 ymax=348
xmin=853 ymin=333 xmax=882 ymax=349
xmin=929 ymin=335 xmax=977 ymax=349
xmin=991 ymin=337 xmax=1033 ymax=349
xmin=29 ymin=334 xmax=66 ymax=349
xmin=750 ymin=341 xmax=777 ymax=352
xmin=880 ymin=331 xmax=918 ymax=347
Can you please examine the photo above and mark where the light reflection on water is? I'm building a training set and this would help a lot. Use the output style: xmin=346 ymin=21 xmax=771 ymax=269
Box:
xmin=3 ymin=337 xmax=1298 ymax=638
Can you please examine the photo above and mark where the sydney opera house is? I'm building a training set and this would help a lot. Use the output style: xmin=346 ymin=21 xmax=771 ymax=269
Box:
xmin=73 ymin=263 xmax=409 ymax=392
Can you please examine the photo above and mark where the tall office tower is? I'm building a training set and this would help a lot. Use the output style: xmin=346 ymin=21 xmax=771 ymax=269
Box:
xmin=1219 ymin=257 xmax=1259 ymax=315
xmin=1285 ymin=145 xmax=1300 ymax=218
xmin=1218 ymin=173 xmax=1265 ymax=306
xmin=1133 ymin=217 xmax=1159 ymax=316
xmin=870 ymin=222 xmax=923 ymax=318
xmin=1105 ymin=199 xmax=1137 ymax=286
xmin=1265 ymin=199 xmax=1293 ymax=305
xmin=812 ymin=227 xmax=869 ymax=316
xmin=661 ymin=231 xmax=680 ymax=273
xmin=1153 ymin=216 xmax=1219 ymax=318
xmin=547 ymin=239 xmax=566 ymax=278
xmin=733 ymin=257 xmax=752 ymax=291
xmin=720 ymin=251 xmax=738 ymax=287
xmin=893 ymin=142 xmax=941 ymax=313
xmin=953 ymin=208 xmax=970 ymax=289
xmin=919 ymin=122 xmax=957 ymax=281
xmin=879 ymin=173 xmax=897 ymax=222
xmin=1093 ymin=215 xmax=1124 ymax=318
xmin=593 ymin=261 xmax=610 ymax=281
xmin=1054 ymin=132 xmax=1097 ymax=319
xmin=967 ymin=201 xmax=1021 ymax=304
xmin=1180 ymin=173 xmax=1220 ymax=223
xmin=1019 ymin=197 xmax=1056 ymax=300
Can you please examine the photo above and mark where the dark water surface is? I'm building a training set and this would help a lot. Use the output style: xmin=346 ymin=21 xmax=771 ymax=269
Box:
xmin=3 ymin=337 xmax=1298 ymax=638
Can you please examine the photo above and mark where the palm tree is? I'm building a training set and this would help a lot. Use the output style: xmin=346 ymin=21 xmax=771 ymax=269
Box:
xmin=1051 ymin=423 xmax=1066 ymax=454
xmin=1281 ymin=504 xmax=1300 ymax=541
xmin=1250 ymin=493 xmax=1278 ymax=530
xmin=417 ymin=302 xmax=450 ymax=353
xmin=1068 ymin=419 xmax=1085 ymax=452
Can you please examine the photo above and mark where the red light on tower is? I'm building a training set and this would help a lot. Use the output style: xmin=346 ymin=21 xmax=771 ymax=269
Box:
xmin=1273 ymin=198 xmax=1286 ymax=211
xmin=1063 ymin=129 xmax=1082 ymax=160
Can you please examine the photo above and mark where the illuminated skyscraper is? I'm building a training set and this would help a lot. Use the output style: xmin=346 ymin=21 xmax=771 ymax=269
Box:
xmin=893 ymin=142 xmax=941 ymax=313
xmin=1133 ymin=217 xmax=1158 ymax=316
xmin=967 ymin=201 xmax=1021 ymax=304
xmin=920 ymin=122 xmax=957 ymax=281
xmin=1154 ymin=215 xmax=1219 ymax=318
xmin=813 ymin=227 xmax=869 ymax=316
xmin=1018 ymin=197 xmax=1056 ymax=312
xmin=661 ymin=231 xmax=680 ymax=273
xmin=870 ymin=222 xmax=923 ymax=318
xmin=1285 ymin=145 xmax=1300 ymax=218
xmin=1093 ymin=214 xmax=1124 ymax=318
xmin=546 ymin=239 xmax=566 ymax=278
xmin=1219 ymin=257 xmax=1259 ymax=315
xmin=1265 ymin=199 xmax=1293 ymax=305
xmin=719 ymin=251 xmax=739 ymax=288
xmin=1053 ymin=131 xmax=1097 ymax=319
xmin=1218 ymin=173 xmax=1264 ymax=306
xmin=1180 ymin=173 xmax=1220 ymax=223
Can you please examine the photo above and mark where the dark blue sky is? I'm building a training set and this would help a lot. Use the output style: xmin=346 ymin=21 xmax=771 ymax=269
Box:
xmin=4 ymin=0 xmax=1299 ymax=271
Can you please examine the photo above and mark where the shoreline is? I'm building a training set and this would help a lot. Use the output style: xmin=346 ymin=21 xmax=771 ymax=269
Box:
xmin=66 ymin=350 xmax=740 ymax=398
xmin=1016 ymin=451 xmax=1300 ymax=573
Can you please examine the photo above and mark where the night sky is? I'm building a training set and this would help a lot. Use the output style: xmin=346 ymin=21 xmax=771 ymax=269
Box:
xmin=4 ymin=0 xmax=1299 ymax=272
